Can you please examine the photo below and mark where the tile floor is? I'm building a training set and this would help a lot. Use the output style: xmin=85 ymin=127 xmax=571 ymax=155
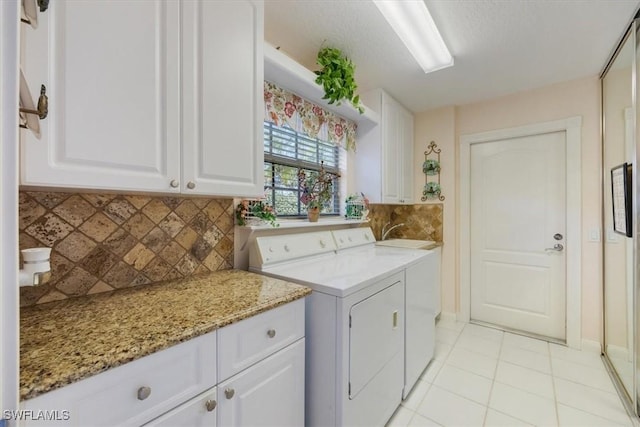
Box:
xmin=386 ymin=319 xmax=636 ymax=426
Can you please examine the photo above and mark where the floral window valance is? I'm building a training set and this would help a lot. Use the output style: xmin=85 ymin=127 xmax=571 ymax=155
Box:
xmin=264 ymin=81 xmax=358 ymax=151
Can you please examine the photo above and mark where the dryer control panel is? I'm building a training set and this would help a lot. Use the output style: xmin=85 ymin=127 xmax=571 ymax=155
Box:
xmin=332 ymin=228 xmax=376 ymax=250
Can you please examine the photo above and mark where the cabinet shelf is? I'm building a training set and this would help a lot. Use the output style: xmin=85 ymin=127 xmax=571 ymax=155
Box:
xmin=264 ymin=43 xmax=379 ymax=132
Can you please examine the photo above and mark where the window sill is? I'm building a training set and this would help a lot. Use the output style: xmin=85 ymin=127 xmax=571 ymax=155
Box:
xmin=238 ymin=218 xmax=369 ymax=231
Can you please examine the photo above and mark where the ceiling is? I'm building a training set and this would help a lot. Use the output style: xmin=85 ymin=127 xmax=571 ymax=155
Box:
xmin=265 ymin=0 xmax=640 ymax=113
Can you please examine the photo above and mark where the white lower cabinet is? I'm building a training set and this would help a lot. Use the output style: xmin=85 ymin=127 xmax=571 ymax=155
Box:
xmin=217 ymin=340 xmax=304 ymax=427
xmin=21 ymin=300 xmax=305 ymax=427
xmin=144 ymin=388 xmax=218 ymax=427
xmin=21 ymin=331 xmax=218 ymax=427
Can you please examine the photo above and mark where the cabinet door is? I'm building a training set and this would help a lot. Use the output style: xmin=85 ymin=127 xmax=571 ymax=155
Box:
xmin=21 ymin=0 xmax=182 ymax=193
xmin=182 ymin=0 xmax=264 ymax=197
xmin=217 ymin=340 xmax=304 ymax=427
xmin=399 ymin=107 xmax=414 ymax=204
xmin=381 ymin=96 xmax=400 ymax=203
xmin=144 ymin=388 xmax=217 ymax=427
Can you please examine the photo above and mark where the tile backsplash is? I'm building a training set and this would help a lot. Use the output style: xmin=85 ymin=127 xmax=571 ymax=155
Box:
xmin=19 ymin=191 xmax=234 ymax=307
xmin=367 ymin=203 xmax=443 ymax=242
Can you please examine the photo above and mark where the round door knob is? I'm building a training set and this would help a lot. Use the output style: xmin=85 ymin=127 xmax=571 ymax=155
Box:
xmin=205 ymin=399 xmax=217 ymax=412
xmin=137 ymin=386 xmax=151 ymax=400
xmin=225 ymin=388 xmax=235 ymax=399
xmin=170 ymin=179 xmax=179 ymax=188
xmin=267 ymin=329 xmax=276 ymax=338
xmin=186 ymin=181 xmax=196 ymax=190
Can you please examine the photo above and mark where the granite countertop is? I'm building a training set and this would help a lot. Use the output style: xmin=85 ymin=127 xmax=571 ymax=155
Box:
xmin=20 ymin=269 xmax=311 ymax=401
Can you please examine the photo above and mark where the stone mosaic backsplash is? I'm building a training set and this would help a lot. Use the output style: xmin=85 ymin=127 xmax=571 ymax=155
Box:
xmin=19 ymin=191 xmax=234 ymax=307
xmin=367 ymin=203 xmax=443 ymax=242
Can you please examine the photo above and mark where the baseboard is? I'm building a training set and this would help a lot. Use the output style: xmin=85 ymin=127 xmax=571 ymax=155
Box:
xmin=605 ymin=343 xmax=631 ymax=361
xmin=581 ymin=338 xmax=602 ymax=354
xmin=438 ymin=312 xmax=458 ymax=323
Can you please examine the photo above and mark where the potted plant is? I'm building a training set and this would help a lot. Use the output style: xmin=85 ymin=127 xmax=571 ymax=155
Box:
xmin=235 ymin=200 xmax=279 ymax=227
xmin=298 ymin=162 xmax=340 ymax=222
xmin=315 ymin=46 xmax=365 ymax=114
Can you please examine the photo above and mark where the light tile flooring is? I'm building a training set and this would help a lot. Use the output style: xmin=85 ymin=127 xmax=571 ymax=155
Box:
xmin=387 ymin=319 xmax=636 ymax=427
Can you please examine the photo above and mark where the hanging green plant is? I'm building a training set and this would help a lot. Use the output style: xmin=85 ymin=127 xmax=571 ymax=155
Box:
xmin=315 ymin=46 xmax=365 ymax=114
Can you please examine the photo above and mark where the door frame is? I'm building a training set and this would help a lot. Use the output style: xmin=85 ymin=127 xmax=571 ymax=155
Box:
xmin=1 ymin=0 xmax=20 ymax=420
xmin=460 ymin=117 xmax=582 ymax=349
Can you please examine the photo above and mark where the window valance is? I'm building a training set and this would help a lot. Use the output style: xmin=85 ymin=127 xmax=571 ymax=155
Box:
xmin=264 ymin=81 xmax=357 ymax=151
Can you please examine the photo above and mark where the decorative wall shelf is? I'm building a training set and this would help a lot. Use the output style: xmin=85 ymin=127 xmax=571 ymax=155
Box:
xmin=421 ymin=141 xmax=445 ymax=201
xmin=263 ymin=43 xmax=379 ymax=132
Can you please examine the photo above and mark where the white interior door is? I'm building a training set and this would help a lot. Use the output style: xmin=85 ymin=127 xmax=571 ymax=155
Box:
xmin=470 ymin=131 xmax=566 ymax=340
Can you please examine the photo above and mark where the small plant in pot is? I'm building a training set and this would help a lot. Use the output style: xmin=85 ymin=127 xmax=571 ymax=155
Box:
xmin=235 ymin=200 xmax=279 ymax=227
xmin=315 ymin=46 xmax=365 ymax=114
xmin=298 ymin=162 xmax=340 ymax=222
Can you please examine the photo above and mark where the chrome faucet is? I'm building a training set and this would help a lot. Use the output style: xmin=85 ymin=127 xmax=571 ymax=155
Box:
xmin=381 ymin=221 xmax=405 ymax=241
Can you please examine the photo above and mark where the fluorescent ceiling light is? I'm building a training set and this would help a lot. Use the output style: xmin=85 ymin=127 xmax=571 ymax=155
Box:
xmin=373 ymin=0 xmax=453 ymax=73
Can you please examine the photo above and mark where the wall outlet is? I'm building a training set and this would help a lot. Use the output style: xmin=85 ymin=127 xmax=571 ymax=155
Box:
xmin=588 ymin=228 xmax=601 ymax=242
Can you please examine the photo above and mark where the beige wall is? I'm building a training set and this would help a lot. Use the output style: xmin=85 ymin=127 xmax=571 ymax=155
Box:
xmin=414 ymin=107 xmax=457 ymax=313
xmin=414 ymin=76 xmax=603 ymax=343
xmin=603 ymin=66 xmax=633 ymax=349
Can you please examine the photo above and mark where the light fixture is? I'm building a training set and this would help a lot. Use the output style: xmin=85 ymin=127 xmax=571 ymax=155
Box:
xmin=373 ymin=0 xmax=453 ymax=73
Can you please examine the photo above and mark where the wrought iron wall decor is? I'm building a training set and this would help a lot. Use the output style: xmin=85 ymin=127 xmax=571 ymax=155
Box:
xmin=421 ymin=141 xmax=445 ymax=201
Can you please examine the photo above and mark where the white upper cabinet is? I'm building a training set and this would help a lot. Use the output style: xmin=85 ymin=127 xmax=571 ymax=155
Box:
xmin=20 ymin=0 xmax=264 ymax=197
xmin=356 ymin=90 xmax=414 ymax=204
xmin=181 ymin=0 xmax=264 ymax=197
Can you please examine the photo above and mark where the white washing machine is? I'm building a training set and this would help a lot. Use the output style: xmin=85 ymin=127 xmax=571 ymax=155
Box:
xmin=249 ymin=227 xmax=433 ymax=426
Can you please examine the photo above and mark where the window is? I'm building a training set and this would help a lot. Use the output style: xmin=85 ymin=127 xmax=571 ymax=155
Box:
xmin=263 ymin=122 xmax=340 ymax=217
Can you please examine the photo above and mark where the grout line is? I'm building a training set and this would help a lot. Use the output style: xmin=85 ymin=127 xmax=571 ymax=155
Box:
xmin=481 ymin=328 xmax=503 ymax=427
xmin=548 ymin=341 xmax=562 ymax=426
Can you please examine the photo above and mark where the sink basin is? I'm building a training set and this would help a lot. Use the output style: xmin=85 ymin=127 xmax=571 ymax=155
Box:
xmin=375 ymin=239 xmax=436 ymax=249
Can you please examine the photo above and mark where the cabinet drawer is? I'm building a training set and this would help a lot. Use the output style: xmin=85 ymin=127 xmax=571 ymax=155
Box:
xmin=21 ymin=331 xmax=217 ymax=427
xmin=217 ymin=299 xmax=305 ymax=381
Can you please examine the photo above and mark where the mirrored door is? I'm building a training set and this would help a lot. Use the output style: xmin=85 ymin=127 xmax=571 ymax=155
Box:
xmin=603 ymin=23 xmax=635 ymax=404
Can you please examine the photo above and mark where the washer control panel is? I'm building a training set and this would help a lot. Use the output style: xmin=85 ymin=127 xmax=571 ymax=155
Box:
xmin=252 ymin=231 xmax=337 ymax=266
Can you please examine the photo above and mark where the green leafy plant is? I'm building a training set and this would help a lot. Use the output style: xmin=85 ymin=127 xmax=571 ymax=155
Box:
xmin=235 ymin=200 xmax=279 ymax=227
xmin=315 ymin=47 xmax=365 ymax=114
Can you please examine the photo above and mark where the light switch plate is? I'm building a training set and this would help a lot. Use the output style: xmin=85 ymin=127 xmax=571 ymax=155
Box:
xmin=607 ymin=230 xmax=619 ymax=243
xmin=588 ymin=228 xmax=601 ymax=242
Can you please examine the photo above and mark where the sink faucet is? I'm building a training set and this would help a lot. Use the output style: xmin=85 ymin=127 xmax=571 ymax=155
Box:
xmin=381 ymin=221 xmax=405 ymax=241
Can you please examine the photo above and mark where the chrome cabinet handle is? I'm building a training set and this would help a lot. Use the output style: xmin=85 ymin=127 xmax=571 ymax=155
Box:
xmin=225 ymin=388 xmax=235 ymax=399
xmin=137 ymin=386 xmax=151 ymax=400
xmin=205 ymin=399 xmax=217 ymax=412
xmin=170 ymin=179 xmax=179 ymax=188
xmin=186 ymin=181 xmax=196 ymax=190
xmin=545 ymin=244 xmax=564 ymax=252
xmin=267 ymin=329 xmax=276 ymax=338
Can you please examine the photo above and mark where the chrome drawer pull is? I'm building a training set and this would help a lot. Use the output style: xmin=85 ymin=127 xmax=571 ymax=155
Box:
xmin=137 ymin=386 xmax=151 ymax=401
xmin=225 ymin=388 xmax=235 ymax=399
xmin=205 ymin=399 xmax=217 ymax=412
xmin=267 ymin=329 xmax=276 ymax=338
